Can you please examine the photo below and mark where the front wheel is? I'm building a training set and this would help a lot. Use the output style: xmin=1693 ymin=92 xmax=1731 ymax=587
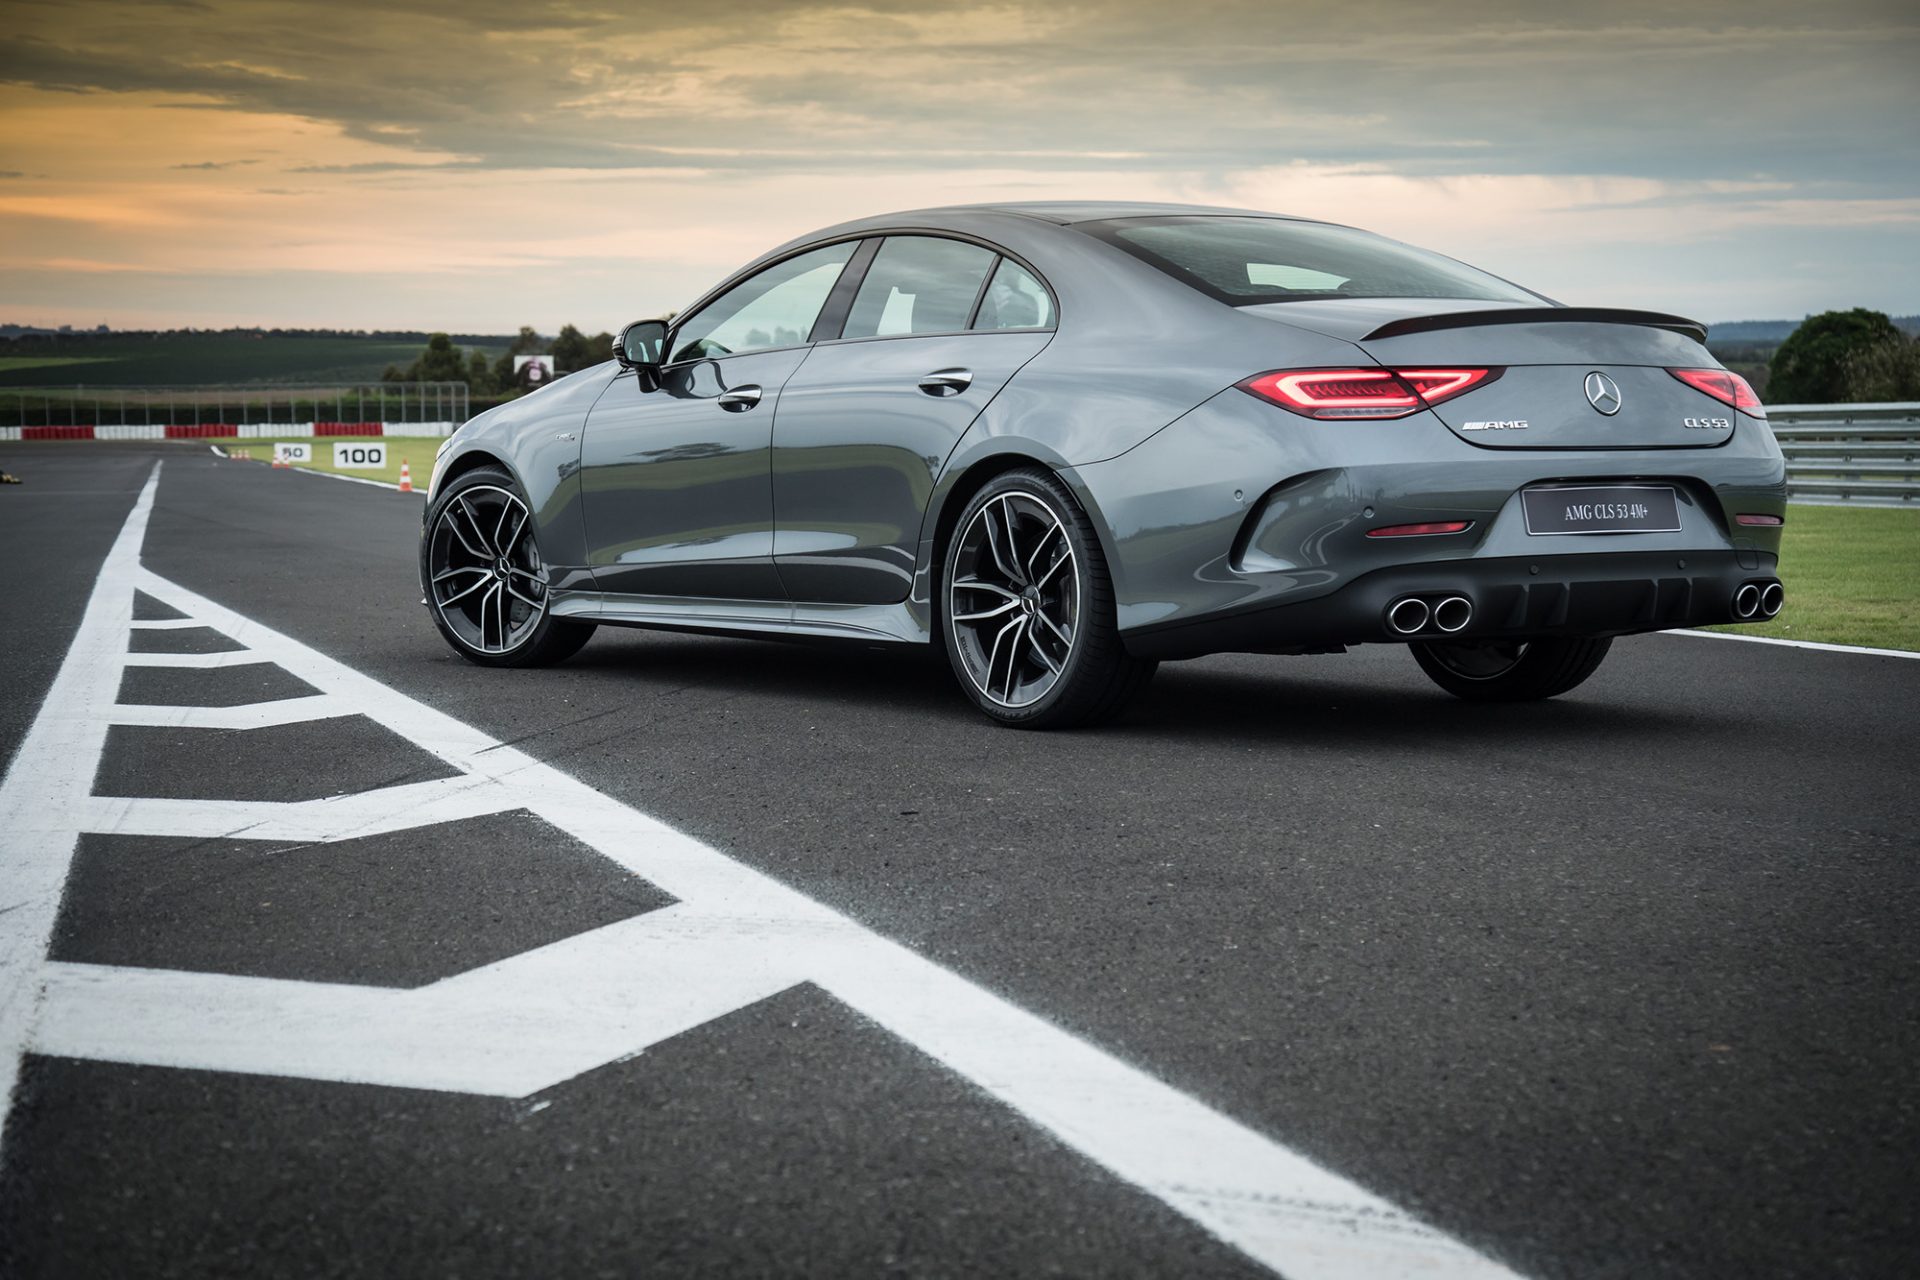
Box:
xmin=422 ymin=465 xmax=595 ymax=667
xmin=1409 ymin=636 xmax=1612 ymax=702
xmin=940 ymin=467 xmax=1155 ymax=728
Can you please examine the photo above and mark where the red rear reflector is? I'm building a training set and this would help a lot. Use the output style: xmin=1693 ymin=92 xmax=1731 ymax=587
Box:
xmin=1668 ymin=367 xmax=1765 ymax=417
xmin=1735 ymin=513 xmax=1784 ymax=527
xmin=1365 ymin=521 xmax=1473 ymax=538
xmin=1240 ymin=367 xmax=1499 ymax=419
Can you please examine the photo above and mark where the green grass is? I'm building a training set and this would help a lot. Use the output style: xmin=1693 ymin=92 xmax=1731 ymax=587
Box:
xmin=219 ymin=436 xmax=442 ymax=489
xmin=0 ymin=356 xmax=119 ymax=374
xmin=1705 ymin=504 xmax=1920 ymax=651
xmin=0 ymin=334 xmax=505 ymax=388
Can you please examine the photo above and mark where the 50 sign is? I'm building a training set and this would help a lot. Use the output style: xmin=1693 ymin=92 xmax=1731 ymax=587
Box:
xmin=333 ymin=442 xmax=388 ymax=469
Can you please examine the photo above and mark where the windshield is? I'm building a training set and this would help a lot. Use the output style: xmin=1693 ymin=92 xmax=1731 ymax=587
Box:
xmin=1080 ymin=216 xmax=1541 ymax=306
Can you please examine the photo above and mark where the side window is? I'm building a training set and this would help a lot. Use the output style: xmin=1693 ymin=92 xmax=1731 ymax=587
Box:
xmin=841 ymin=236 xmax=996 ymax=340
xmin=670 ymin=242 xmax=855 ymax=363
xmin=972 ymin=259 xmax=1055 ymax=331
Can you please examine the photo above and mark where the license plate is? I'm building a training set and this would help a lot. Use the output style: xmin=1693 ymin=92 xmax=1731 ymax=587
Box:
xmin=1521 ymin=485 xmax=1681 ymax=536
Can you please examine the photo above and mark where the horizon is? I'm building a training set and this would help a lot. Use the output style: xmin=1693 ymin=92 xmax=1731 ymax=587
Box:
xmin=3 ymin=1 xmax=1916 ymax=332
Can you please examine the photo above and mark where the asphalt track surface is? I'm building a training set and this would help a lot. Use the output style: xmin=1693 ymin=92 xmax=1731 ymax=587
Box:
xmin=1 ymin=441 xmax=1915 ymax=1278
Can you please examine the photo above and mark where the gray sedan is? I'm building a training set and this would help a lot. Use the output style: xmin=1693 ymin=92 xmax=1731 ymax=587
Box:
xmin=422 ymin=202 xmax=1787 ymax=727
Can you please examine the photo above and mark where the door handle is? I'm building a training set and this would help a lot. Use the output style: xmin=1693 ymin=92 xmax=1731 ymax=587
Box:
xmin=917 ymin=368 xmax=973 ymax=397
xmin=717 ymin=385 xmax=763 ymax=412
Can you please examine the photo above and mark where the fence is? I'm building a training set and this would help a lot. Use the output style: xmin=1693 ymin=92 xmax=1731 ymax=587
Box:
xmin=1770 ymin=402 xmax=1920 ymax=508
xmin=0 ymin=382 xmax=470 ymax=440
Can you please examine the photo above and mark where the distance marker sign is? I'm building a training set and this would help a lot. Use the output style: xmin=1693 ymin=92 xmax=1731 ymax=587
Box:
xmin=333 ymin=442 xmax=388 ymax=469
xmin=273 ymin=442 xmax=311 ymax=464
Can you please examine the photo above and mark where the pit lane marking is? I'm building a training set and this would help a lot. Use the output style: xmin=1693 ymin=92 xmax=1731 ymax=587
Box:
xmin=0 ymin=463 xmax=1522 ymax=1280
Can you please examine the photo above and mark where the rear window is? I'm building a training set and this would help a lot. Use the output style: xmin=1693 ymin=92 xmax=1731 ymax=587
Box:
xmin=1080 ymin=216 xmax=1539 ymax=306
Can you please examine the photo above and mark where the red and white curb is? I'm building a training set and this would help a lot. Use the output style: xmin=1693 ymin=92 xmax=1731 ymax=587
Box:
xmin=1 ymin=422 xmax=457 ymax=442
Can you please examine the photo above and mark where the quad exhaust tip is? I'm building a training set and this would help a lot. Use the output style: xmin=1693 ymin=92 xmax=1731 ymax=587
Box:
xmin=1432 ymin=596 xmax=1473 ymax=634
xmin=1733 ymin=583 xmax=1762 ymax=619
xmin=1386 ymin=597 xmax=1430 ymax=635
xmin=1760 ymin=581 xmax=1784 ymax=618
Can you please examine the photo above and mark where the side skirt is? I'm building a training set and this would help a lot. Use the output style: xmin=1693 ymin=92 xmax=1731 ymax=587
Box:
xmin=550 ymin=590 xmax=930 ymax=646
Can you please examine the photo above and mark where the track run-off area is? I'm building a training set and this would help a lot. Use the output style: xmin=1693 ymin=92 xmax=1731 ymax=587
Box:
xmin=2 ymin=443 xmax=1916 ymax=1277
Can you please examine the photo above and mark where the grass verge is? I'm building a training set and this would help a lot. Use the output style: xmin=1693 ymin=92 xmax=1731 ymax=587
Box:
xmin=219 ymin=436 xmax=441 ymax=489
xmin=1705 ymin=504 xmax=1920 ymax=651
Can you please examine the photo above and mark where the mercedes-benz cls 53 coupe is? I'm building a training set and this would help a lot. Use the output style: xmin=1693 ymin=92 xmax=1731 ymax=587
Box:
xmin=422 ymin=201 xmax=1787 ymax=727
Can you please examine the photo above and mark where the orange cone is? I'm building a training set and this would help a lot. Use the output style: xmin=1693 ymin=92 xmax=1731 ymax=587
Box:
xmin=398 ymin=459 xmax=413 ymax=493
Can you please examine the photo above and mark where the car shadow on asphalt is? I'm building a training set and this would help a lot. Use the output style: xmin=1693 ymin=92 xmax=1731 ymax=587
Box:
xmin=1134 ymin=663 xmax=1707 ymax=748
xmin=548 ymin=630 xmax=1707 ymax=747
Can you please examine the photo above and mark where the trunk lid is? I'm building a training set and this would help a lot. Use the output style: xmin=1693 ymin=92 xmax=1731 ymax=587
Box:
xmin=1243 ymin=299 xmax=1737 ymax=449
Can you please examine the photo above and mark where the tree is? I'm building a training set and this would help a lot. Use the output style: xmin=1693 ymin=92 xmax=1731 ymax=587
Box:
xmin=551 ymin=324 xmax=614 ymax=374
xmin=410 ymin=333 xmax=469 ymax=383
xmin=1767 ymin=308 xmax=1902 ymax=404
xmin=467 ymin=350 xmax=498 ymax=395
xmin=1842 ymin=333 xmax=1920 ymax=402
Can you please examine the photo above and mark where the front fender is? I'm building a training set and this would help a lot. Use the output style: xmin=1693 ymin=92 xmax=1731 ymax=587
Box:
xmin=427 ymin=364 xmax=621 ymax=580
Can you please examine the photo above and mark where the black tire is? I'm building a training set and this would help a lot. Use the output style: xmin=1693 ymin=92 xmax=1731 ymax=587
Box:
xmin=940 ymin=467 xmax=1155 ymax=728
xmin=422 ymin=465 xmax=595 ymax=668
xmin=1409 ymin=636 xmax=1612 ymax=702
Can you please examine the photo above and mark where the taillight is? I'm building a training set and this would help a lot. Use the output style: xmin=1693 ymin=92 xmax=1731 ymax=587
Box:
xmin=1668 ymin=367 xmax=1765 ymax=417
xmin=1735 ymin=513 xmax=1784 ymax=527
xmin=1239 ymin=367 xmax=1499 ymax=419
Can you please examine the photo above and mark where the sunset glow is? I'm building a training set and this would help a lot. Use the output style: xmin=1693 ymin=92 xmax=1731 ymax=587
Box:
xmin=3 ymin=0 xmax=1915 ymax=330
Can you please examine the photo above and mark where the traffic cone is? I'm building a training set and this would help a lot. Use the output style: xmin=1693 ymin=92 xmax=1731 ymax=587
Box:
xmin=398 ymin=460 xmax=413 ymax=493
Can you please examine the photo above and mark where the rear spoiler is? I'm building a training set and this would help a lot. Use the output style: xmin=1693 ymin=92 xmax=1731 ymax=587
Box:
xmin=1364 ymin=307 xmax=1707 ymax=345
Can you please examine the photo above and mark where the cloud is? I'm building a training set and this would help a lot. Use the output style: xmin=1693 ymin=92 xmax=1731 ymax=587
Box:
xmin=0 ymin=1 xmax=1911 ymax=186
xmin=0 ymin=1 xmax=1914 ymax=327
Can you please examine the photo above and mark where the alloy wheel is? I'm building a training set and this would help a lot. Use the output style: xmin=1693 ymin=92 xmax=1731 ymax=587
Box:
xmin=949 ymin=490 xmax=1079 ymax=708
xmin=428 ymin=484 xmax=548 ymax=655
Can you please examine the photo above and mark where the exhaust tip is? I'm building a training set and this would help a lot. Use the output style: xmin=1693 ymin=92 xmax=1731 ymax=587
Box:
xmin=1386 ymin=597 xmax=1430 ymax=635
xmin=1733 ymin=583 xmax=1761 ymax=620
xmin=1760 ymin=581 xmax=1784 ymax=618
xmin=1432 ymin=595 xmax=1473 ymax=634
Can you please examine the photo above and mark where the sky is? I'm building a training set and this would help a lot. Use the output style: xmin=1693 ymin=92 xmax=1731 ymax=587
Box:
xmin=2 ymin=0 xmax=1916 ymax=332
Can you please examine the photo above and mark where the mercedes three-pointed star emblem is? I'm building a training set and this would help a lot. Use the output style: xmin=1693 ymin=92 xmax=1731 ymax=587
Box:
xmin=1584 ymin=371 xmax=1623 ymax=416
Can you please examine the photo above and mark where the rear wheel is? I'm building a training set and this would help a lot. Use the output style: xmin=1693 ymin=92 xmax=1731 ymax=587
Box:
xmin=1410 ymin=636 xmax=1611 ymax=702
xmin=941 ymin=468 xmax=1154 ymax=728
xmin=423 ymin=465 xmax=594 ymax=667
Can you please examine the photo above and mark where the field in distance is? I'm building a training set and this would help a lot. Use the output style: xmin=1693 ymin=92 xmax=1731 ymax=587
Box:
xmin=0 ymin=332 xmax=509 ymax=387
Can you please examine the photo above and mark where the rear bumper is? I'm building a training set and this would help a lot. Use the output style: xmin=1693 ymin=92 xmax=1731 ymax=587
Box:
xmin=1123 ymin=549 xmax=1780 ymax=659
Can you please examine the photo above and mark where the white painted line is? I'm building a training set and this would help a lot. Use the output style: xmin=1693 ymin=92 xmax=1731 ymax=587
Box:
xmin=128 ymin=617 xmax=204 ymax=630
xmin=1671 ymin=629 xmax=1920 ymax=660
xmin=36 ymin=906 xmax=813 ymax=1097
xmin=79 ymin=775 xmax=522 ymax=842
xmin=288 ymin=465 xmax=413 ymax=493
xmin=208 ymin=445 xmax=228 ymax=459
xmin=0 ymin=463 xmax=156 ymax=1124
xmin=0 ymin=463 xmax=1523 ymax=1280
xmin=120 ymin=649 xmax=275 ymax=668
xmin=106 ymin=695 xmax=352 ymax=730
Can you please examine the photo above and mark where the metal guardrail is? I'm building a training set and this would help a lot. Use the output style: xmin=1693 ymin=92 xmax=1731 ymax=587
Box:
xmin=1768 ymin=402 xmax=1920 ymax=507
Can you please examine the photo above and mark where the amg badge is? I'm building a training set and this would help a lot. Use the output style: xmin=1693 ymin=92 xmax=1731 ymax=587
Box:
xmin=1461 ymin=420 xmax=1529 ymax=431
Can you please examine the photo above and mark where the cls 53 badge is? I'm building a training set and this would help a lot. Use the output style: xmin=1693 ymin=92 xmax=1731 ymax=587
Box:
xmin=1683 ymin=416 xmax=1732 ymax=430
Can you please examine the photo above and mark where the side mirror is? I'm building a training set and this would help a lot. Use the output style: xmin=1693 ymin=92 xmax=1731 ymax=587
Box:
xmin=614 ymin=319 xmax=668 ymax=373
